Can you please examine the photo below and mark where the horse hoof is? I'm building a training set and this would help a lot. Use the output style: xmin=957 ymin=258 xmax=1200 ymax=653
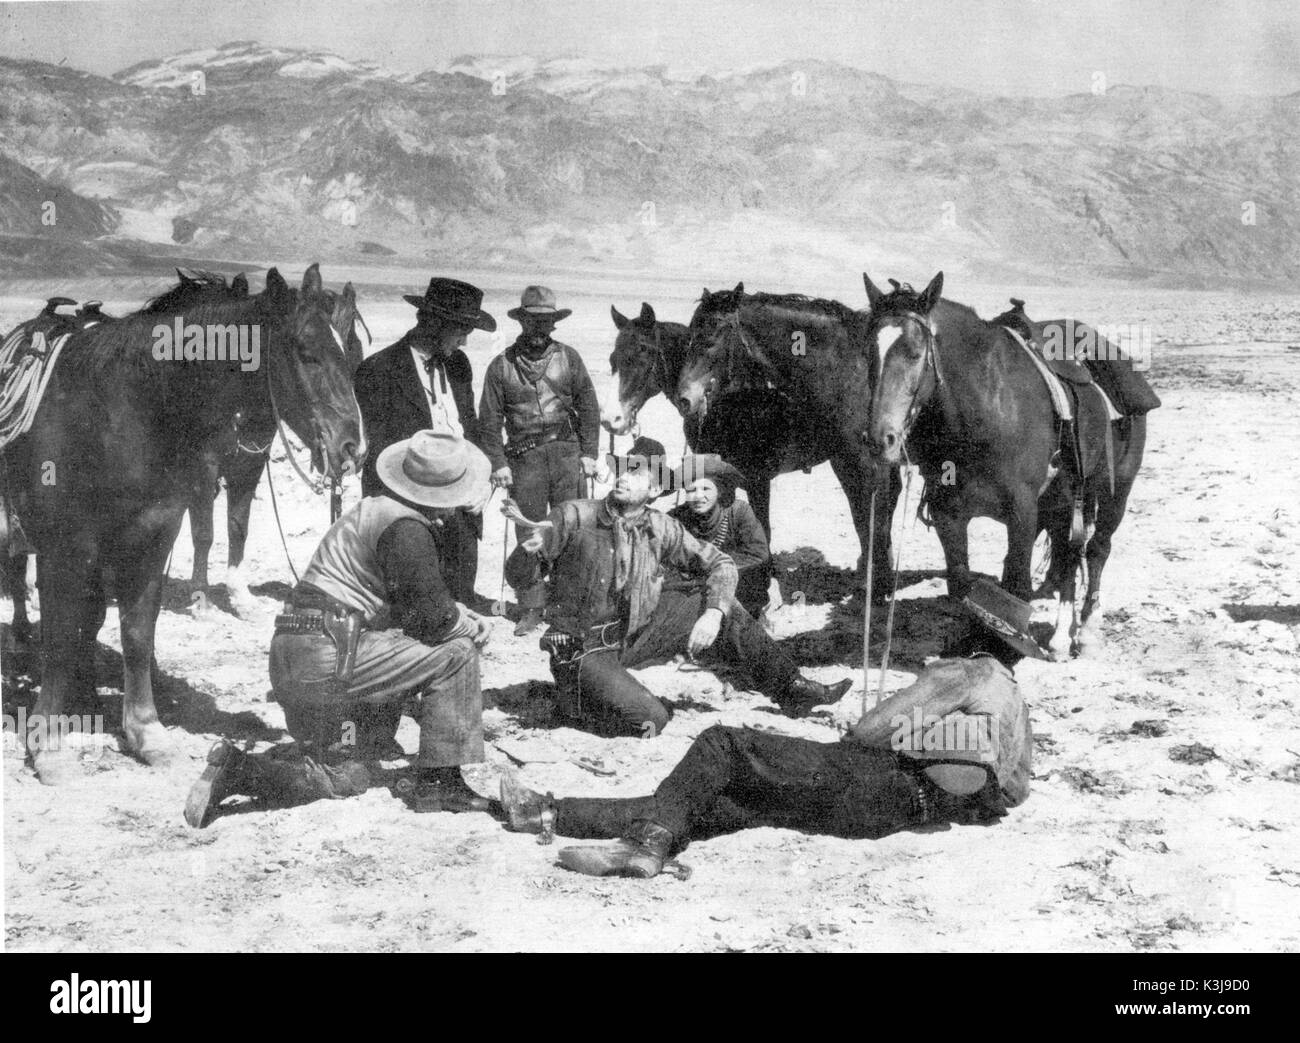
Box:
xmin=228 ymin=589 xmax=260 ymax=620
xmin=1048 ymin=642 xmax=1073 ymax=663
xmin=125 ymin=722 xmax=173 ymax=766
xmin=33 ymin=748 xmax=81 ymax=786
xmin=1075 ymin=630 xmax=1105 ymax=657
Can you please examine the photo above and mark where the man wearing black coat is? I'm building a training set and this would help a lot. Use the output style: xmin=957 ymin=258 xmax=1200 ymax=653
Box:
xmin=354 ymin=278 xmax=497 ymax=605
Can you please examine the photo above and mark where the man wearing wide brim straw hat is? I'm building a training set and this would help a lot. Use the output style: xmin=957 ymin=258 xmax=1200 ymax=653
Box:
xmin=666 ymin=453 xmax=774 ymax=620
xmin=479 ymin=284 xmax=602 ymax=635
xmin=185 ymin=430 xmax=498 ymax=827
xmin=499 ymin=577 xmax=1038 ymax=880
xmin=355 ymin=277 xmax=497 ymax=609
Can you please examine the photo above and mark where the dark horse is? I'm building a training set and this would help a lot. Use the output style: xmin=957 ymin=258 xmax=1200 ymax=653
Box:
xmin=605 ymin=302 xmax=833 ymax=557
xmin=670 ymin=287 xmax=899 ymax=597
xmin=1 ymin=265 xmax=366 ymax=783
xmin=863 ymin=272 xmax=1146 ymax=658
xmin=147 ymin=271 xmax=368 ymax=613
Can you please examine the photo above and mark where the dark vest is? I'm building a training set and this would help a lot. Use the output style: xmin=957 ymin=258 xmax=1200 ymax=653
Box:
xmin=495 ymin=343 xmax=580 ymax=444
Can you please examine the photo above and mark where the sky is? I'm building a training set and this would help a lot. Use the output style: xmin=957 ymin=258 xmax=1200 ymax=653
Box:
xmin=1 ymin=0 xmax=1298 ymax=97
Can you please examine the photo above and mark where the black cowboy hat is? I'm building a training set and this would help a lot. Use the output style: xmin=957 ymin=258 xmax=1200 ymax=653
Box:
xmin=673 ymin=453 xmax=749 ymax=507
xmin=961 ymin=578 xmax=1047 ymax=661
xmin=403 ymin=277 xmax=496 ymax=332
xmin=606 ymin=436 xmax=674 ymax=498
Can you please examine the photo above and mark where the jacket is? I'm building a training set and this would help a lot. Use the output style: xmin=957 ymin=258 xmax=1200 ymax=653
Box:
xmin=353 ymin=332 xmax=479 ymax=499
xmin=509 ymin=497 xmax=738 ymax=641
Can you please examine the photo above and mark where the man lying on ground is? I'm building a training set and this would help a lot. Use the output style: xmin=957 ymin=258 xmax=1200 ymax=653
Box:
xmin=499 ymin=577 xmax=1040 ymax=879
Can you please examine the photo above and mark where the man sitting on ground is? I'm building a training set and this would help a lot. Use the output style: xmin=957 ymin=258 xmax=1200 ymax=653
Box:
xmin=508 ymin=436 xmax=851 ymax=738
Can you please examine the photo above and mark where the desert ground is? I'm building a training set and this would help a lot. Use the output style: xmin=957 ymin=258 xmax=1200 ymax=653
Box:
xmin=3 ymin=267 xmax=1298 ymax=952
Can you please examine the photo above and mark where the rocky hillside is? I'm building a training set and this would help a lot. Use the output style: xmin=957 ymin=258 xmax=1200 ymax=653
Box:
xmin=1 ymin=42 xmax=1297 ymax=283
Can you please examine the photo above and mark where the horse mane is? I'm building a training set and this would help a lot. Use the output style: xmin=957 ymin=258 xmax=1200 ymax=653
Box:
xmin=64 ymin=284 xmax=276 ymax=384
xmin=696 ymin=288 xmax=859 ymax=326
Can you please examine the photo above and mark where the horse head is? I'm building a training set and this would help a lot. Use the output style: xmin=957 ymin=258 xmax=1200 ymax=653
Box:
xmin=605 ymin=301 xmax=664 ymax=434
xmin=864 ymin=270 xmax=944 ymax=464
xmin=677 ymin=283 xmax=774 ymax=418
xmin=260 ymin=264 xmax=367 ymax=479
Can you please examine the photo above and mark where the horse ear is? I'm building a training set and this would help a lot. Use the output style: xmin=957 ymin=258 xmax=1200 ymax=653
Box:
xmin=920 ymin=271 xmax=944 ymax=313
xmin=232 ymin=272 xmax=249 ymax=296
xmin=265 ymin=268 xmax=292 ymax=308
xmin=611 ymin=305 xmax=629 ymax=330
xmin=863 ymin=273 xmax=885 ymax=310
xmin=301 ymin=263 xmax=323 ymax=298
xmin=638 ymin=302 xmax=656 ymax=326
xmin=733 ymin=282 xmax=744 ymax=295
xmin=342 ymin=281 xmax=356 ymax=305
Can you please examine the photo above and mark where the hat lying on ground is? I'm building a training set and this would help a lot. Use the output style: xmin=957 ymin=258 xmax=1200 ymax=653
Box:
xmin=508 ymin=285 xmax=572 ymax=323
xmin=962 ymin=577 xmax=1047 ymax=661
xmin=377 ymin=430 xmax=491 ymax=509
xmin=403 ymin=277 xmax=496 ymax=332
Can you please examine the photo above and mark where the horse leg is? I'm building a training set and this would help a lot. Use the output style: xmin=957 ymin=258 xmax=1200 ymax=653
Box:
xmin=1036 ymin=500 xmax=1077 ymax=661
xmin=1001 ymin=487 xmax=1039 ymax=603
xmin=224 ymin=452 xmax=266 ymax=618
xmin=189 ymin=454 xmax=219 ymax=589
xmin=69 ymin=567 xmax=108 ymax=710
xmin=931 ymin=507 xmax=972 ymax=600
xmin=115 ymin=519 xmax=184 ymax=766
xmin=1078 ymin=476 xmax=1130 ymax=656
xmin=29 ymin=545 xmax=100 ymax=784
xmin=6 ymin=552 xmax=34 ymax=644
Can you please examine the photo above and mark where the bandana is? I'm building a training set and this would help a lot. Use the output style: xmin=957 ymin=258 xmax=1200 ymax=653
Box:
xmin=510 ymin=338 xmax=559 ymax=386
xmin=608 ymin=501 xmax=660 ymax=637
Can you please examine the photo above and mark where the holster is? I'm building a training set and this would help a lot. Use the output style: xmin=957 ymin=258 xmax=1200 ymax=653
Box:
xmin=321 ymin=607 xmax=362 ymax=684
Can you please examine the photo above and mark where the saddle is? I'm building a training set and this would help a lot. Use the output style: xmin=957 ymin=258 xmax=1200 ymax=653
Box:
xmin=991 ymin=299 xmax=1115 ymax=543
xmin=992 ymin=300 xmax=1093 ymax=386
xmin=0 ymin=301 xmax=80 ymax=451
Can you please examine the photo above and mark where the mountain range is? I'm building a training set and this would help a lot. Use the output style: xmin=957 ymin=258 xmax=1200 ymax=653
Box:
xmin=1 ymin=40 xmax=1297 ymax=285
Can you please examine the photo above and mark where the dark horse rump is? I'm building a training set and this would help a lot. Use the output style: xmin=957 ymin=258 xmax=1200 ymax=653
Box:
xmin=1 ymin=264 xmax=366 ymax=784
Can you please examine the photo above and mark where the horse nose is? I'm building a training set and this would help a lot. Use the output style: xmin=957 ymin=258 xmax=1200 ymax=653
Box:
xmin=341 ymin=439 xmax=364 ymax=475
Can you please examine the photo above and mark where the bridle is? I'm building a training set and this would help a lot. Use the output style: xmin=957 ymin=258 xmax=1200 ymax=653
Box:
xmin=692 ymin=307 xmax=781 ymax=411
xmin=874 ymin=309 xmax=943 ymax=448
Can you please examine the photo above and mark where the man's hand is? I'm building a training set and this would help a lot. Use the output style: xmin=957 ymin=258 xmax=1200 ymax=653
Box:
xmin=491 ymin=466 xmax=513 ymax=490
xmin=520 ymin=530 xmax=545 ymax=554
xmin=687 ymin=608 xmax=724 ymax=660
xmin=580 ymin=456 xmax=600 ymax=478
xmin=463 ymin=609 xmax=491 ymax=649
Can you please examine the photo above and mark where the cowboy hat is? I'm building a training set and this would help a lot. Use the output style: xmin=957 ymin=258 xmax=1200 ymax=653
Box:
xmin=376 ymin=430 xmax=492 ymax=509
xmin=674 ymin=453 xmax=749 ymax=501
xmin=605 ymin=436 xmax=674 ymax=498
xmin=508 ymin=285 xmax=572 ymax=323
xmin=962 ymin=577 xmax=1048 ymax=661
xmin=403 ymin=277 xmax=496 ymax=332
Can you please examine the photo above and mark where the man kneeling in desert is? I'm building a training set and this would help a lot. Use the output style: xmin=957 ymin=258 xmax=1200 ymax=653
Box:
xmin=499 ymin=578 xmax=1040 ymax=878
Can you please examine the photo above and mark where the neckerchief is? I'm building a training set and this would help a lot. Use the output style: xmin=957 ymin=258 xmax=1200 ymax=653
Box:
xmin=511 ymin=338 xmax=559 ymax=385
xmin=605 ymin=499 xmax=659 ymax=637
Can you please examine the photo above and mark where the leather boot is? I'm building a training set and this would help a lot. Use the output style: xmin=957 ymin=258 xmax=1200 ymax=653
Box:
xmin=184 ymin=740 xmax=248 ymax=828
xmin=499 ymin=765 xmax=557 ymax=842
xmin=780 ymin=674 xmax=853 ymax=717
xmin=513 ymin=607 xmax=545 ymax=637
xmin=557 ymin=820 xmax=674 ymax=879
xmin=397 ymin=769 xmax=492 ymax=814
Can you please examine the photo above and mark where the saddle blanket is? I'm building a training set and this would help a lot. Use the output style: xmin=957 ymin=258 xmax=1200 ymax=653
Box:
xmin=1004 ymin=328 xmax=1120 ymax=423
